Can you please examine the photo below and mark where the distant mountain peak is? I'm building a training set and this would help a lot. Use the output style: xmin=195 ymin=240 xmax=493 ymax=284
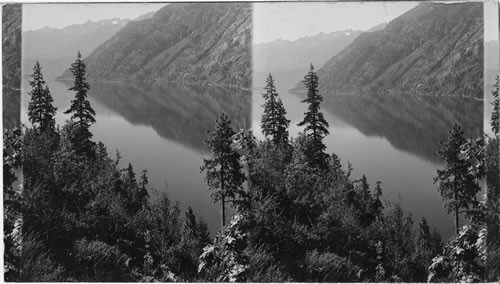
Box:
xmin=23 ymin=17 xmax=130 ymax=66
xmin=254 ymin=29 xmax=363 ymax=73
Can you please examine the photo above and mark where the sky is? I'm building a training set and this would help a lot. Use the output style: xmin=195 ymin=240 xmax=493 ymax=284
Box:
xmin=22 ymin=3 xmax=167 ymax=31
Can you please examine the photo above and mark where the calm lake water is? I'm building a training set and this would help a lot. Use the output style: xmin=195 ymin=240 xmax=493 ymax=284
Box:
xmin=21 ymin=71 xmax=483 ymax=239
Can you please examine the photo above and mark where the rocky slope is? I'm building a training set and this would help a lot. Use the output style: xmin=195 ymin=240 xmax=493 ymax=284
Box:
xmin=3 ymin=4 xmax=22 ymax=129
xmin=253 ymin=30 xmax=363 ymax=73
xmin=306 ymin=2 xmax=483 ymax=97
xmin=3 ymin=4 xmax=21 ymax=89
xmin=60 ymin=3 xmax=252 ymax=88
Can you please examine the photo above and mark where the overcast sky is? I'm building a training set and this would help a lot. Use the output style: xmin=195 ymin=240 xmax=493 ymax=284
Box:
xmin=22 ymin=1 xmax=497 ymax=42
xmin=22 ymin=3 xmax=166 ymax=31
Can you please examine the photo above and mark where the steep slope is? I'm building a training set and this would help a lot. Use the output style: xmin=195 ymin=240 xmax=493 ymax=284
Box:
xmin=253 ymin=30 xmax=363 ymax=73
xmin=3 ymin=4 xmax=22 ymax=89
xmin=61 ymin=3 xmax=252 ymax=88
xmin=24 ymin=18 xmax=129 ymax=61
xmin=311 ymin=2 xmax=483 ymax=97
xmin=3 ymin=4 xmax=22 ymax=129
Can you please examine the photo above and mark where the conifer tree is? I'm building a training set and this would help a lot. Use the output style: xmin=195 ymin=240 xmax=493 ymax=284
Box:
xmin=64 ymin=52 xmax=95 ymax=155
xmin=371 ymin=181 xmax=384 ymax=217
xmin=298 ymin=64 xmax=329 ymax=168
xmin=137 ymin=170 xmax=150 ymax=209
xmin=201 ymin=113 xmax=246 ymax=227
xmin=358 ymin=174 xmax=371 ymax=202
xmin=261 ymin=74 xmax=290 ymax=145
xmin=27 ymin=61 xmax=57 ymax=133
xmin=434 ymin=124 xmax=481 ymax=234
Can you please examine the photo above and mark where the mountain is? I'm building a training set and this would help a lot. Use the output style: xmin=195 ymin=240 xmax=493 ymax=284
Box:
xmin=134 ymin=11 xmax=155 ymax=21
xmin=366 ymin=22 xmax=387 ymax=32
xmin=59 ymin=3 xmax=252 ymax=88
xmin=24 ymin=18 xmax=129 ymax=61
xmin=253 ymin=30 xmax=363 ymax=73
xmin=2 ymin=4 xmax=22 ymax=129
xmin=305 ymin=2 xmax=483 ymax=97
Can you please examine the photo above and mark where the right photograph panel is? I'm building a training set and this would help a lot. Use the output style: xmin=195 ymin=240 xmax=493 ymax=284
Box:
xmin=252 ymin=1 xmax=497 ymax=281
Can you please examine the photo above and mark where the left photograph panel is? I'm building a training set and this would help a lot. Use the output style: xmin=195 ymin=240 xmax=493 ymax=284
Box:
xmin=3 ymin=3 xmax=252 ymax=282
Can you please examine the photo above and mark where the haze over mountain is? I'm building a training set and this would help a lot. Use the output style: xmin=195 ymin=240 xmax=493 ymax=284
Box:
xmin=302 ymin=2 xmax=483 ymax=98
xmin=59 ymin=3 xmax=252 ymax=88
xmin=253 ymin=29 xmax=363 ymax=73
xmin=23 ymin=18 xmax=129 ymax=73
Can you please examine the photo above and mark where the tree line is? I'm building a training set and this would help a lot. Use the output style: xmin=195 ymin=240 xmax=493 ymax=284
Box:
xmin=3 ymin=56 xmax=499 ymax=282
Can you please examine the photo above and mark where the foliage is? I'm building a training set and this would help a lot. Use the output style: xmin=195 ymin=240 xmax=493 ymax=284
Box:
xmin=428 ymin=225 xmax=486 ymax=282
xmin=199 ymin=214 xmax=249 ymax=282
xmin=7 ymin=230 xmax=64 ymax=282
xmin=73 ymin=238 xmax=130 ymax=281
xmin=304 ymin=250 xmax=360 ymax=282
xmin=246 ymin=244 xmax=290 ymax=282
xmin=261 ymin=74 xmax=290 ymax=145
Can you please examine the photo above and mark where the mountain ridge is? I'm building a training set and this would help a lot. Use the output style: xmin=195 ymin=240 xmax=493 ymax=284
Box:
xmin=59 ymin=3 xmax=252 ymax=88
xmin=295 ymin=2 xmax=483 ymax=98
xmin=253 ymin=29 xmax=363 ymax=73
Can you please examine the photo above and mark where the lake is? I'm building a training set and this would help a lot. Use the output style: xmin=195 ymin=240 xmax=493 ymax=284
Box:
xmin=21 ymin=71 xmax=483 ymax=239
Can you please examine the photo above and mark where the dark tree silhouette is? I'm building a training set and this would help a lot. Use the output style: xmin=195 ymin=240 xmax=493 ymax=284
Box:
xmin=64 ymin=52 xmax=95 ymax=155
xmin=27 ymin=61 xmax=57 ymax=133
xmin=261 ymin=74 xmax=290 ymax=145
xmin=298 ymin=64 xmax=330 ymax=168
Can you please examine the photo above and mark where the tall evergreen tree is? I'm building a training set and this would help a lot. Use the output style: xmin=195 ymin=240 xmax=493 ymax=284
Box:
xmin=27 ymin=61 xmax=57 ymax=133
xmin=434 ymin=124 xmax=481 ymax=234
xmin=201 ymin=113 xmax=246 ymax=227
xmin=64 ymin=52 xmax=95 ymax=155
xmin=261 ymin=74 xmax=290 ymax=145
xmin=298 ymin=64 xmax=329 ymax=168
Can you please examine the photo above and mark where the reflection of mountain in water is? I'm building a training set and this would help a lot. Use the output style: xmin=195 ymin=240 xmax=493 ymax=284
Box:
xmin=85 ymin=82 xmax=251 ymax=152
xmin=316 ymin=94 xmax=483 ymax=162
